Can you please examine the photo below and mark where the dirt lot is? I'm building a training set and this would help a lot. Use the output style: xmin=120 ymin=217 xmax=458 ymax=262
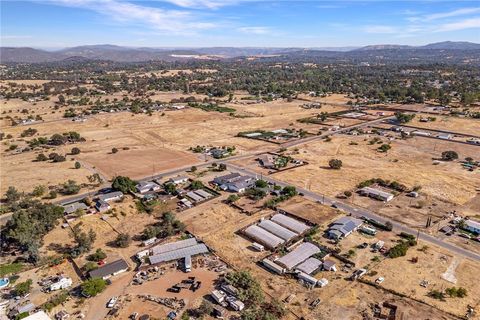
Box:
xmin=409 ymin=113 xmax=480 ymax=137
xmin=277 ymin=197 xmax=341 ymax=227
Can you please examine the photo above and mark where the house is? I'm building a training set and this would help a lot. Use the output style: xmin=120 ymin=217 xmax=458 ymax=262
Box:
xmin=327 ymin=217 xmax=363 ymax=240
xmin=358 ymin=187 xmax=394 ymax=202
xmin=95 ymin=199 xmax=111 ymax=212
xmin=258 ymin=154 xmax=276 ymax=169
xmin=213 ymin=173 xmax=255 ymax=192
xmin=169 ymin=176 xmax=189 ymax=185
xmin=98 ymin=191 xmax=123 ymax=202
xmin=49 ymin=277 xmax=73 ymax=291
xmin=136 ymin=181 xmax=161 ymax=194
xmin=210 ymin=148 xmax=230 ymax=159
xmin=63 ymin=202 xmax=88 ymax=215
xmin=88 ymin=259 xmax=129 ymax=280
xmin=322 ymin=260 xmax=337 ymax=272
xmin=464 ymin=219 xmax=480 ymax=234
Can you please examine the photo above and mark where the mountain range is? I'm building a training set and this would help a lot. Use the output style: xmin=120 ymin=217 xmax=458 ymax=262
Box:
xmin=1 ymin=41 xmax=479 ymax=63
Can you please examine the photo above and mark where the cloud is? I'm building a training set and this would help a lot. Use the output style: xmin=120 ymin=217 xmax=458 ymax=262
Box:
xmin=362 ymin=25 xmax=397 ymax=34
xmin=425 ymin=7 xmax=480 ymax=21
xmin=164 ymin=0 xmax=239 ymax=9
xmin=435 ymin=17 xmax=480 ymax=32
xmin=237 ymin=26 xmax=271 ymax=35
xmin=44 ymin=0 xmax=216 ymax=33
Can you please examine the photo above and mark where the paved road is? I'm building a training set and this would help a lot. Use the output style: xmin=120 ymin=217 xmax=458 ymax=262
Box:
xmin=226 ymin=163 xmax=480 ymax=262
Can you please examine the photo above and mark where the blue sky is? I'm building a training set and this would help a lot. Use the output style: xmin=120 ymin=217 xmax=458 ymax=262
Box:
xmin=1 ymin=1 xmax=479 ymax=48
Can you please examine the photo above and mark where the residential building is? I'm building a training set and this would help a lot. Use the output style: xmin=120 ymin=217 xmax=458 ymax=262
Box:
xmin=464 ymin=219 xmax=480 ymax=234
xmin=258 ymin=154 xmax=275 ymax=169
xmin=358 ymin=187 xmax=394 ymax=202
xmin=210 ymin=148 xmax=230 ymax=159
xmin=213 ymin=173 xmax=255 ymax=193
xmin=95 ymin=199 xmax=111 ymax=212
xmin=49 ymin=277 xmax=73 ymax=291
xmin=169 ymin=176 xmax=189 ymax=185
xmin=63 ymin=202 xmax=88 ymax=215
xmin=327 ymin=217 xmax=363 ymax=240
xmin=98 ymin=191 xmax=123 ymax=202
xmin=88 ymin=259 xmax=129 ymax=280
xmin=136 ymin=181 xmax=161 ymax=194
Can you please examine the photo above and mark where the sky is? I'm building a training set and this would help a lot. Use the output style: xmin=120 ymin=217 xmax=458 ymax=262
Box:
xmin=1 ymin=0 xmax=479 ymax=48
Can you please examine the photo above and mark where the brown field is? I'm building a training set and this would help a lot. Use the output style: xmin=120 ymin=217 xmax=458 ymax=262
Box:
xmin=409 ymin=113 xmax=480 ymax=137
xmin=274 ymin=135 xmax=480 ymax=206
xmin=277 ymin=196 xmax=341 ymax=227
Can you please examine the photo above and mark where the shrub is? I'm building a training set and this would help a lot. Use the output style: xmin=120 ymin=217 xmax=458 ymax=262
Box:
xmin=71 ymin=147 xmax=81 ymax=155
xmin=87 ymin=248 xmax=107 ymax=262
xmin=441 ymin=150 xmax=458 ymax=161
xmin=74 ymin=161 xmax=81 ymax=169
xmin=111 ymin=147 xmax=118 ymax=154
xmin=36 ymin=153 xmax=48 ymax=161
xmin=81 ymin=278 xmax=107 ymax=297
xmin=255 ymin=179 xmax=268 ymax=188
xmin=14 ymin=279 xmax=32 ymax=296
xmin=114 ymin=233 xmax=131 ymax=248
xmin=328 ymin=159 xmax=343 ymax=169
xmin=112 ymin=176 xmax=137 ymax=193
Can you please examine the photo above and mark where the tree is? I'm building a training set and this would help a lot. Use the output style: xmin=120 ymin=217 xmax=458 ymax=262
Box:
xmin=226 ymin=270 xmax=264 ymax=305
xmin=328 ymin=159 xmax=343 ymax=169
xmin=60 ymin=180 xmax=81 ymax=195
xmin=58 ymin=95 xmax=65 ymax=105
xmin=164 ymin=182 xmax=177 ymax=195
xmin=112 ymin=176 xmax=137 ymax=193
xmin=5 ymin=186 xmax=21 ymax=204
xmin=31 ymin=185 xmax=46 ymax=197
xmin=190 ymin=180 xmax=204 ymax=190
xmin=395 ymin=112 xmax=415 ymax=123
xmin=14 ymin=279 xmax=32 ymax=296
xmin=226 ymin=194 xmax=240 ymax=203
xmin=111 ymin=147 xmax=118 ymax=154
xmin=49 ymin=133 xmax=68 ymax=145
xmin=378 ymin=144 xmax=391 ymax=153
xmin=218 ymin=163 xmax=227 ymax=171
xmin=82 ymin=262 xmax=98 ymax=273
xmin=81 ymin=278 xmax=107 ymax=297
xmin=198 ymin=300 xmax=214 ymax=316
xmin=114 ymin=233 xmax=131 ymax=248
xmin=70 ymin=223 xmax=96 ymax=255
xmin=282 ymin=186 xmax=297 ymax=197
xmin=441 ymin=150 xmax=458 ymax=161
xmin=36 ymin=153 xmax=48 ymax=161
xmin=255 ymin=180 xmax=268 ymax=188
xmin=190 ymin=166 xmax=197 ymax=172
xmin=87 ymin=248 xmax=107 ymax=262
xmin=71 ymin=147 xmax=81 ymax=155
xmin=74 ymin=161 xmax=81 ymax=169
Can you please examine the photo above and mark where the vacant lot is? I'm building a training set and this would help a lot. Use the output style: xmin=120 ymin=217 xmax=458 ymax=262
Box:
xmin=409 ymin=114 xmax=480 ymax=137
xmin=275 ymin=135 xmax=479 ymax=206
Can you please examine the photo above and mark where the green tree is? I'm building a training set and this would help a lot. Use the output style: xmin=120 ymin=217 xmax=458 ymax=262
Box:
xmin=14 ymin=279 xmax=32 ymax=296
xmin=114 ymin=233 xmax=131 ymax=248
xmin=112 ymin=176 xmax=137 ymax=193
xmin=441 ymin=150 xmax=458 ymax=161
xmin=190 ymin=180 xmax=204 ymax=190
xmin=5 ymin=186 xmax=21 ymax=204
xmin=71 ymin=147 xmax=81 ymax=155
xmin=74 ymin=161 xmax=81 ymax=169
xmin=164 ymin=183 xmax=177 ymax=195
xmin=60 ymin=180 xmax=81 ymax=195
xmin=218 ymin=163 xmax=227 ymax=171
xmin=81 ymin=278 xmax=107 ymax=297
xmin=328 ymin=159 xmax=343 ymax=169
xmin=226 ymin=194 xmax=240 ymax=203
xmin=87 ymin=248 xmax=107 ymax=262
xmin=255 ymin=180 xmax=268 ymax=188
xmin=31 ymin=185 xmax=46 ymax=197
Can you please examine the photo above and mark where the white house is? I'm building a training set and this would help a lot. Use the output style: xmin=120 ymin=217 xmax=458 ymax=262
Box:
xmin=49 ymin=277 xmax=73 ymax=291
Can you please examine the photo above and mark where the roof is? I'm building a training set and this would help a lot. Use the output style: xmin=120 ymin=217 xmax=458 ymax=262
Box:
xmin=89 ymin=259 xmax=128 ymax=278
xmin=17 ymin=303 xmax=36 ymax=314
xmin=244 ymin=225 xmax=285 ymax=249
xmin=329 ymin=216 xmax=363 ymax=236
xmin=270 ymin=214 xmax=310 ymax=234
xmin=195 ymin=189 xmax=213 ymax=199
xmin=169 ymin=175 xmax=189 ymax=183
xmin=23 ymin=311 xmax=52 ymax=320
xmin=213 ymin=173 xmax=241 ymax=184
xmin=276 ymin=242 xmax=320 ymax=270
xmin=258 ymin=220 xmax=298 ymax=241
xmin=186 ymin=191 xmax=203 ymax=202
xmin=151 ymin=238 xmax=198 ymax=255
xmin=295 ymin=257 xmax=322 ymax=275
xmin=359 ymin=187 xmax=394 ymax=200
xmin=262 ymin=258 xmax=285 ymax=274
xmin=98 ymin=191 xmax=123 ymax=202
xmin=297 ymin=271 xmax=318 ymax=284
xmin=465 ymin=219 xmax=480 ymax=230
xmin=63 ymin=202 xmax=88 ymax=214
xmin=149 ymin=243 xmax=209 ymax=265
xmin=323 ymin=260 xmax=336 ymax=269
xmin=136 ymin=181 xmax=160 ymax=190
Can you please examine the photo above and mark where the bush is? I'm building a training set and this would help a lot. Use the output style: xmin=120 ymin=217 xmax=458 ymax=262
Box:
xmin=111 ymin=147 xmax=118 ymax=154
xmin=74 ymin=161 xmax=81 ymax=169
xmin=328 ymin=159 xmax=343 ymax=169
xmin=395 ymin=112 xmax=415 ymax=123
xmin=190 ymin=180 xmax=204 ymax=190
xmin=441 ymin=150 xmax=458 ymax=161
xmin=255 ymin=179 xmax=268 ymax=188
xmin=445 ymin=287 xmax=467 ymax=298
xmin=81 ymin=278 xmax=107 ymax=297
xmin=60 ymin=180 xmax=81 ymax=195
xmin=226 ymin=194 xmax=240 ymax=203
xmin=114 ymin=233 xmax=131 ymax=248
xmin=112 ymin=176 xmax=137 ymax=193
xmin=14 ymin=279 xmax=32 ymax=296
xmin=36 ymin=153 xmax=48 ymax=161
xmin=87 ymin=248 xmax=107 ymax=262
xmin=378 ymin=144 xmax=391 ymax=153
xmin=83 ymin=262 xmax=98 ymax=272
xmin=71 ymin=147 xmax=81 ymax=155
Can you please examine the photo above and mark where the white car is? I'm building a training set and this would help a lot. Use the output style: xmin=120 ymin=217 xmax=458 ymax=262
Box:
xmin=375 ymin=277 xmax=385 ymax=284
xmin=107 ymin=297 xmax=118 ymax=308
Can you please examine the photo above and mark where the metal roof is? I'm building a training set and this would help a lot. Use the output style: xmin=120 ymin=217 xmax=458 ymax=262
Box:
xmin=244 ymin=225 xmax=285 ymax=249
xmin=98 ymin=191 xmax=123 ymax=202
xmin=295 ymin=257 xmax=322 ymax=275
xmin=271 ymin=214 xmax=310 ymax=234
xmin=151 ymin=238 xmax=197 ymax=255
xmin=89 ymin=259 xmax=128 ymax=279
xmin=329 ymin=217 xmax=363 ymax=237
xmin=258 ymin=220 xmax=298 ymax=241
xmin=359 ymin=187 xmax=393 ymax=200
xmin=63 ymin=202 xmax=88 ymax=214
xmin=262 ymin=258 xmax=285 ymax=274
xmin=276 ymin=242 xmax=320 ymax=270
xmin=195 ymin=189 xmax=213 ymax=199
xmin=186 ymin=191 xmax=203 ymax=202
xmin=149 ymin=244 xmax=209 ymax=265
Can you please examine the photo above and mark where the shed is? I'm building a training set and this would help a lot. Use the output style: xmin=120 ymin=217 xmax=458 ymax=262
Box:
xmin=149 ymin=244 xmax=208 ymax=265
xmin=89 ymin=259 xmax=129 ymax=279
xmin=270 ymin=214 xmax=310 ymax=234
xmin=323 ymin=260 xmax=337 ymax=272
xmin=151 ymin=238 xmax=197 ymax=255
xmin=262 ymin=259 xmax=285 ymax=274
xmin=297 ymin=272 xmax=318 ymax=286
xmin=276 ymin=242 xmax=320 ymax=270
xmin=294 ymin=257 xmax=322 ymax=275
xmin=244 ymin=225 xmax=284 ymax=249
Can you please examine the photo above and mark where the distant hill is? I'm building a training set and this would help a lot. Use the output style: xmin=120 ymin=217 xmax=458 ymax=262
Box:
xmin=1 ymin=41 xmax=479 ymax=63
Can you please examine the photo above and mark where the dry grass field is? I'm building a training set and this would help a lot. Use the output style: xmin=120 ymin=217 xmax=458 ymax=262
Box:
xmin=409 ymin=113 xmax=480 ymax=137
xmin=274 ymin=135 xmax=480 ymax=206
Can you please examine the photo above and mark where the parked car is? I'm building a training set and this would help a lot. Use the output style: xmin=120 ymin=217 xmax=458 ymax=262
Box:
xmin=107 ymin=297 xmax=117 ymax=308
